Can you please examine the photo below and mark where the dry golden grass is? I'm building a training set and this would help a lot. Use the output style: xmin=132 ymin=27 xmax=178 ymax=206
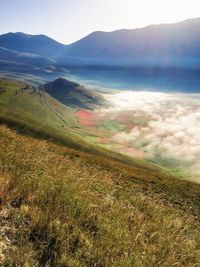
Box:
xmin=0 ymin=124 xmax=200 ymax=266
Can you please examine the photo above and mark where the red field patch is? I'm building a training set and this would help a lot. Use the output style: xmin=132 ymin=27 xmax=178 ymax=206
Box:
xmin=76 ymin=110 xmax=97 ymax=127
xmin=76 ymin=110 xmax=95 ymax=120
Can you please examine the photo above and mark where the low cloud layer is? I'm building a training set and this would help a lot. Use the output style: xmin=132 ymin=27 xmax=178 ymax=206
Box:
xmin=101 ymin=91 xmax=200 ymax=174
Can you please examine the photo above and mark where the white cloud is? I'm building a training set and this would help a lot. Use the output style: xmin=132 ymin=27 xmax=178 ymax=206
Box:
xmin=101 ymin=91 xmax=200 ymax=174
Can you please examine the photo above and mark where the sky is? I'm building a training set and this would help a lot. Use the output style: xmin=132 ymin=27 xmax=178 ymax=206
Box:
xmin=1 ymin=0 xmax=200 ymax=44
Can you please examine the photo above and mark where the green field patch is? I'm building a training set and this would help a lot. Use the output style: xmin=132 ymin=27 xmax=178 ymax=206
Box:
xmin=99 ymin=120 xmax=125 ymax=132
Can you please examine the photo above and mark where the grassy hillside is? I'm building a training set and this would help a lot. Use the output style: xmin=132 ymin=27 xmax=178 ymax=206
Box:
xmin=0 ymin=78 xmax=107 ymax=153
xmin=0 ymin=78 xmax=78 ymax=139
xmin=1 ymin=125 xmax=200 ymax=266
xmin=1 ymin=78 xmax=200 ymax=266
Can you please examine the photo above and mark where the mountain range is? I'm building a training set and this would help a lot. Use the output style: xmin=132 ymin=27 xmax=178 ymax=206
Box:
xmin=0 ymin=18 xmax=200 ymax=70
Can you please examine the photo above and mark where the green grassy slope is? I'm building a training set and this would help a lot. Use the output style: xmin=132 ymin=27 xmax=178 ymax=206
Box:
xmin=0 ymin=78 xmax=112 ymax=154
xmin=0 ymin=78 xmax=80 ymax=142
xmin=1 ymin=125 xmax=200 ymax=266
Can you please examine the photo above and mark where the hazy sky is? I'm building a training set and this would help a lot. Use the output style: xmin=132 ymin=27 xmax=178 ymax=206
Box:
xmin=1 ymin=0 xmax=200 ymax=44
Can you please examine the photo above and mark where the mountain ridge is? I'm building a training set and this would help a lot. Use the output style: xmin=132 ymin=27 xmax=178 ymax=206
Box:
xmin=0 ymin=31 xmax=66 ymax=59
xmin=61 ymin=17 xmax=200 ymax=68
xmin=1 ymin=17 xmax=200 ymax=69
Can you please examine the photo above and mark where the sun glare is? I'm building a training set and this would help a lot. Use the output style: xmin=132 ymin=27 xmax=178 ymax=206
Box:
xmin=106 ymin=0 xmax=200 ymax=30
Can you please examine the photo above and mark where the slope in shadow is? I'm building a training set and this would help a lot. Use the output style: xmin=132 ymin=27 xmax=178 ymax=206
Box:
xmin=42 ymin=78 xmax=103 ymax=109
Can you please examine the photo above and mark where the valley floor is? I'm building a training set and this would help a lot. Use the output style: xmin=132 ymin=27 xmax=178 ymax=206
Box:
xmin=1 ymin=125 xmax=200 ymax=266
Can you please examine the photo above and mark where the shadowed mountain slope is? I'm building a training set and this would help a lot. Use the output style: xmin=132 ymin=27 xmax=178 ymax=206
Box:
xmin=0 ymin=32 xmax=65 ymax=59
xmin=42 ymin=78 xmax=104 ymax=109
xmin=60 ymin=18 xmax=200 ymax=68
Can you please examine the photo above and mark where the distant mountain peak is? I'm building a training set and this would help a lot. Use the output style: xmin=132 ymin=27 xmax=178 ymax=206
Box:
xmin=52 ymin=78 xmax=80 ymax=87
xmin=42 ymin=78 xmax=81 ymax=95
xmin=0 ymin=32 xmax=66 ymax=60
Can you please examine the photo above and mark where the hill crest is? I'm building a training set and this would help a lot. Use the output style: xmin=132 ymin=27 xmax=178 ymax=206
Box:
xmin=42 ymin=78 xmax=103 ymax=109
